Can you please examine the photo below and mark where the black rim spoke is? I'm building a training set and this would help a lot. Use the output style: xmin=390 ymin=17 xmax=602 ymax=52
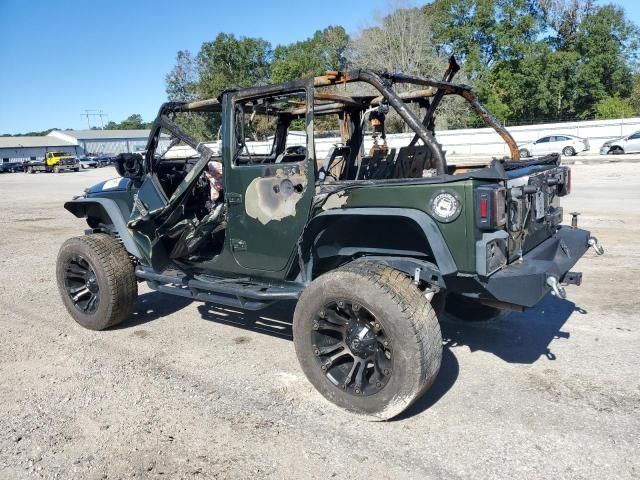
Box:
xmin=63 ymin=255 xmax=100 ymax=315
xmin=324 ymin=309 xmax=351 ymax=326
xmin=311 ymin=300 xmax=393 ymax=397
xmin=316 ymin=343 xmax=344 ymax=356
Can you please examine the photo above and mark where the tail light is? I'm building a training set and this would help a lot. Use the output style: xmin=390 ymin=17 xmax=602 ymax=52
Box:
xmin=476 ymin=185 xmax=507 ymax=230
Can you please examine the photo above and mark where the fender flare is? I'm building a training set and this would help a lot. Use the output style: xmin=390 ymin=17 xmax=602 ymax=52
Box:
xmin=64 ymin=198 xmax=143 ymax=259
xmin=301 ymin=207 xmax=457 ymax=276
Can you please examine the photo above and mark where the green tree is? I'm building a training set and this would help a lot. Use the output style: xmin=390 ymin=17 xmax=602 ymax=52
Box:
xmin=104 ymin=114 xmax=149 ymax=130
xmin=165 ymin=50 xmax=198 ymax=101
xmin=196 ymin=33 xmax=272 ymax=99
xmin=594 ymin=96 xmax=635 ymax=119
xmin=271 ymin=26 xmax=349 ymax=83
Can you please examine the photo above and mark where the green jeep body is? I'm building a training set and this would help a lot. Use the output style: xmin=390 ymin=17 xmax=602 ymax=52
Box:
xmin=58 ymin=60 xmax=603 ymax=419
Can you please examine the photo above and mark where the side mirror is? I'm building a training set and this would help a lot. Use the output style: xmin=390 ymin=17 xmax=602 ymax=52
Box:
xmin=114 ymin=153 xmax=145 ymax=182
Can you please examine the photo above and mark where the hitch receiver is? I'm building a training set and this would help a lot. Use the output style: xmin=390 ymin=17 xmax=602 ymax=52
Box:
xmin=562 ymin=271 xmax=582 ymax=286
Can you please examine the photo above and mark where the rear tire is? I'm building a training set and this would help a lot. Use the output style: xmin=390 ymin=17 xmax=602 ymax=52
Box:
xmin=562 ymin=146 xmax=576 ymax=156
xmin=57 ymin=234 xmax=137 ymax=330
xmin=293 ymin=261 xmax=442 ymax=420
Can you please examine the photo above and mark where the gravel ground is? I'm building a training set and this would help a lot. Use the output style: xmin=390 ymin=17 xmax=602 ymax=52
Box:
xmin=0 ymin=164 xmax=638 ymax=479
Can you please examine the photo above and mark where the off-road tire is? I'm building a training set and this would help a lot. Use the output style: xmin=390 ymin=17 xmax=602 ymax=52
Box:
xmin=519 ymin=148 xmax=530 ymax=158
xmin=293 ymin=261 xmax=442 ymax=420
xmin=562 ymin=146 xmax=576 ymax=156
xmin=57 ymin=234 xmax=137 ymax=330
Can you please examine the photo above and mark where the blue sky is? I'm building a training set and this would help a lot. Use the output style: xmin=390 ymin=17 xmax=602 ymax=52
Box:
xmin=0 ymin=0 xmax=638 ymax=135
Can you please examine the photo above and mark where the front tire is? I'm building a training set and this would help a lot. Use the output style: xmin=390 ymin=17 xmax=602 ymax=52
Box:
xmin=293 ymin=261 xmax=442 ymax=420
xmin=57 ymin=234 xmax=137 ymax=330
xmin=519 ymin=148 xmax=530 ymax=158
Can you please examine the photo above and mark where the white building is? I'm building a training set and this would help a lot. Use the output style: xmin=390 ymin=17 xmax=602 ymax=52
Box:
xmin=48 ymin=129 xmax=157 ymax=157
xmin=0 ymin=129 xmax=170 ymax=164
xmin=0 ymin=136 xmax=79 ymax=163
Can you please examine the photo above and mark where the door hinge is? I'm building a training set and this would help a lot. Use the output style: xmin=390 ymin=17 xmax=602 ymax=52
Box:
xmin=226 ymin=193 xmax=242 ymax=205
xmin=231 ymin=238 xmax=247 ymax=251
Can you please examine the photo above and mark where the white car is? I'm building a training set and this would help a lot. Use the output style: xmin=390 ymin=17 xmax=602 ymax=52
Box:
xmin=78 ymin=156 xmax=98 ymax=169
xmin=600 ymin=130 xmax=640 ymax=155
xmin=519 ymin=134 xmax=589 ymax=158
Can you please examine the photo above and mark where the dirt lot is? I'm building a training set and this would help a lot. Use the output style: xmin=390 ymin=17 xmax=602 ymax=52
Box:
xmin=0 ymin=164 xmax=638 ymax=479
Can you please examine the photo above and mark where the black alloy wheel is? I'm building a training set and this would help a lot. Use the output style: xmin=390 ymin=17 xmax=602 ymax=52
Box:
xmin=62 ymin=255 xmax=100 ymax=314
xmin=311 ymin=300 xmax=393 ymax=396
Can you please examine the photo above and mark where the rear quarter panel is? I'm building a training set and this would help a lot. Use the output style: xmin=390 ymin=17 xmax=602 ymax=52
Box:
xmin=318 ymin=180 xmax=484 ymax=273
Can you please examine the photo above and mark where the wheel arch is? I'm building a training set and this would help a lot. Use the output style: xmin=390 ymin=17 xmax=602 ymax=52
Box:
xmin=64 ymin=198 xmax=143 ymax=259
xmin=297 ymin=208 xmax=457 ymax=282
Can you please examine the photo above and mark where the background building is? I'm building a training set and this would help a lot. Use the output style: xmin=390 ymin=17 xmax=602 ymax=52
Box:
xmin=48 ymin=130 xmax=156 ymax=156
xmin=0 ymin=129 xmax=171 ymax=164
xmin=0 ymin=136 xmax=78 ymax=163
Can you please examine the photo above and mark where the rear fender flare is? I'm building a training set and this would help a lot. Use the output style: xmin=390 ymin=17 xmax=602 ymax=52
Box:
xmin=64 ymin=198 xmax=143 ymax=259
xmin=299 ymin=207 xmax=457 ymax=279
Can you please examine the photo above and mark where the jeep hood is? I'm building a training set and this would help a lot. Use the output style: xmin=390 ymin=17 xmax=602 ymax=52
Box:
xmin=85 ymin=177 xmax=132 ymax=195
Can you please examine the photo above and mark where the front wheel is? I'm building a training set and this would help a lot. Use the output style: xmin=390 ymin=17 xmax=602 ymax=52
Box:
xmin=57 ymin=234 xmax=137 ymax=330
xmin=293 ymin=261 xmax=442 ymax=420
xmin=53 ymin=165 xmax=60 ymax=173
xmin=519 ymin=148 xmax=530 ymax=158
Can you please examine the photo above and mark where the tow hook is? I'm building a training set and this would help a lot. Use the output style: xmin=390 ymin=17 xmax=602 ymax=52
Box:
xmin=546 ymin=275 xmax=567 ymax=299
xmin=588 ymin=236 xmax=605 ymax=256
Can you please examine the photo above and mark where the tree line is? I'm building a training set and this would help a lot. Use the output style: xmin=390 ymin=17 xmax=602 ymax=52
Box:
xmin=165 ymin=0 xmax=640 ymax=131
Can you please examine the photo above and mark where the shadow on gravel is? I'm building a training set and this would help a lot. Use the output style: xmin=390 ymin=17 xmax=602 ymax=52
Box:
xmin=197 ymin=301 xmax=295 ymax=340
xmin=395 ymin=347 xmax=460 ymax=420
xmin=110 ymin=291 xmax=194 ymax=329
xmin=440 ymin=293 xmax=580 ymax=364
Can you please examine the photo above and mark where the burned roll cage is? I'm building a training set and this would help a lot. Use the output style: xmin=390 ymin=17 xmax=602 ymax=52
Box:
xmin=146 ymin=59 xmax=520 ymax=179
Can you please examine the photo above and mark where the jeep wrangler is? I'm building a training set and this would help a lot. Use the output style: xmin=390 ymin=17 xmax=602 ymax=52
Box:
xmin=56 ymin=58 xmax=604 ymax=419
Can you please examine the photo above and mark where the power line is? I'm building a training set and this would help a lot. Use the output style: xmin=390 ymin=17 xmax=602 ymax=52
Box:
xmin=80 ymin=110 xmax=108 ymax=129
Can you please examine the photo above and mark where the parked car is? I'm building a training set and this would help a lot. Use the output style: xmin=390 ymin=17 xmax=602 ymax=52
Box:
xmin=519 ymin=134 xmax=589 ymax=158
xmin=94 ymin=155 xmax=113 ymax=167
xmin=0 ymin=161 xmax=22 ymax=173
xmin=600 ymin=131 xmax=640 ymax=154
xmin=78 ymin=156 xmax=98 ymax=169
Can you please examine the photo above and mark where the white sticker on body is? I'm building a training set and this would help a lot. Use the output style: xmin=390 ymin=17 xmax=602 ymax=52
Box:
xmin=102 ymin=178 xmax=122 ymax=190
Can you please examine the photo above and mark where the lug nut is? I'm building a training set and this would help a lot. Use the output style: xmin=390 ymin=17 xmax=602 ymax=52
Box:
xmin=376 ymin=382 xmax=382 ymax=388
xmin=353 ymin=304 xmax=360 ymax=311
xmin=313 ymin=323 xmax=319 ymax=330
xmin=355 ymin=388 xmax=361 ymax=394
xmin=313 ymin=349 xmax=320 ymax=355
xmin=374 ymin=323 xmax=380 ymax=329
xmin=321 ymin=365 xmax=326 ymax=371
xmin=383 ymin=369 xmax=390 ymax=375
xmin=338 ymin=301 xmax=344 ymax=308
xmin=383 ymin=340 xmax=389 ymax=347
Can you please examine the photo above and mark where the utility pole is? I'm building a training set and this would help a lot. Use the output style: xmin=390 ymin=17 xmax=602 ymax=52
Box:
xmin=81 ymin=110 xmax=108 ymax=129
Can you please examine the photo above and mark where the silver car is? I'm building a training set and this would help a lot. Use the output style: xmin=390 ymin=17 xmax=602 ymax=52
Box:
xmin=600 ymin=131 xmax=640 ymax=154
xmin=519 ymin=134 xmax=589 ymax=158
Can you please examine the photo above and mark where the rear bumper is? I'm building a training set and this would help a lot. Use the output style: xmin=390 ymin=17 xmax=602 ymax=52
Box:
xmin=479 ymin=226 xmax=591 ymax=307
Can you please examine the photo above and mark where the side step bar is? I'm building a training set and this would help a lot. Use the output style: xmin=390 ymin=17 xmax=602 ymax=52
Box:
xmin=136 ymin=267 xmax=303 ymax=311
